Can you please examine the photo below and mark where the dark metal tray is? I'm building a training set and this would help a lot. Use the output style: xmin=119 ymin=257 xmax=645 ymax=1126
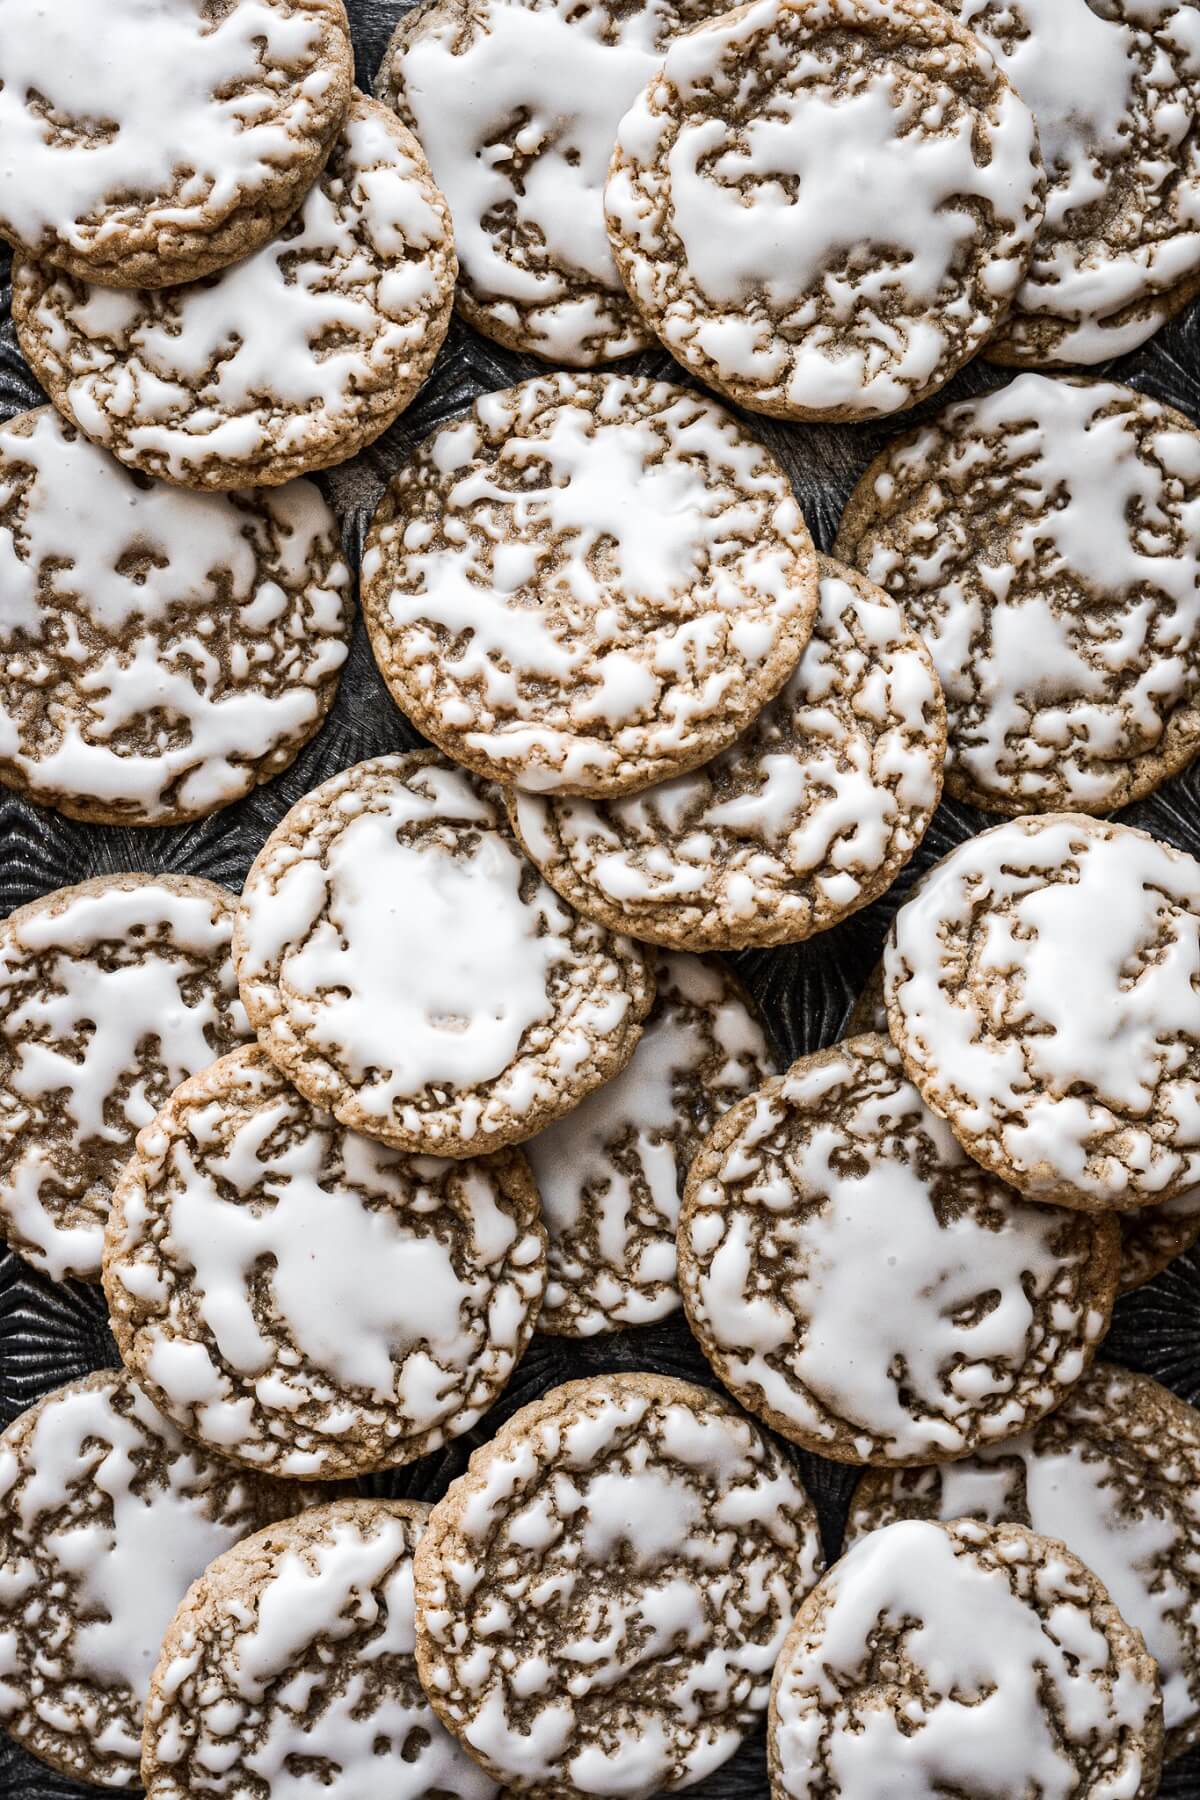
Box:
xmin=4 ymin=3 xmax=1200 ymax=1793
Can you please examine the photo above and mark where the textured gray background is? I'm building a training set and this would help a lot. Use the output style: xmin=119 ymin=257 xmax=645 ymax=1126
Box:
xmin=3 ymin=3 xmax=1200 ymax=1792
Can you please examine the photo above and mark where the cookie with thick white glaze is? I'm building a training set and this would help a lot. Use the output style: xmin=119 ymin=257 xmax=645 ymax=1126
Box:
xmin=15 ymin=96 xmax=455 ymax=491
xmin=768 ymin=1517 xmax=1163 ymax=1798
xmin=0 ymin=873 xmax=249 ymax=1283
xmin=679 ymin=1034 xmax=1120 ymax=1465
xmin=848 ymin=1364 xmax=1200 ymax=1759
xmin=0 ymin=1370 xmax=311 ymax=1789
xmin=509 ymin=557 xmax=944 ymax=948
xmin=142 ymin=1501 xmax=500 ymax=1799
xmin=0 ymin=0 xmax=353 ymax=289
xmin=414 ymin=1372 xmax=824 ymax=1799
xmin=362 ymin=374 xmax=818 ymax=797
xmin=527 ymin=951 xmax=774 ymax=1335
xmin=104 ymin=1045 xmax=547 ymax=1480
xmin=836 ymin=375 xmax=1200 ymax=815
xmin=234 ymin=752 xmax=655 ymax=1157
xmin=604 ymin=0 xmax=1044 ymax=421
xmin=376 ymin=0 xmax=727 ymax=365
xmin=885 ymin=814 xmax=1200 ymax=1209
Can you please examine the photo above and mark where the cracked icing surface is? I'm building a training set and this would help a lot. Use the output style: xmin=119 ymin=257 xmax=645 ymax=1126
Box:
xmin=945 ymin=0 xmax=1200 ymax=365
xmin=104 ymin=1045 xmax=547 ymax=1480
xmin=0 ymin=407 xmax=351 ymax=824
xmin=885 ymin=813 xmax=1200 ymax=1209
xmin=235 ymin=752 xmax=654 ymax=1157
xmin=377 ymin=0 xmax=727 ymax=365
xmin=0 ymin=874 xmax=249 ymax=1284
xmin=527 ymin=952 xmax=774 ymax=1336
xmin=679 ymin=1034 xmax=1119 ymax=1465
xmin=0 ymin=0 xmax=353 ymax=289
xmin=142 ymin=1501 xmax=499 ymax=1800
xmin=0 ymin=1370 xmax=308 ymax=1789
xmin=362 ymin=374 xmax=818 ymax=796
xmin=414 ymin=1372 xmax=823 ymax=1800
xmin=603 ymin=0 xmax=1044 ymax=422
xmin=510 ymin=557 xmax=943 ymax=949
xmin=768 ymin=1516 xmax=1163 ymax=1800
xmin=836 ymin=375 xmax=1200 ymax=815
xmin=849 ymin=1364 xmax=1200 ymax=1759
xmin=14 ymin=96 xmax=455 ymax=491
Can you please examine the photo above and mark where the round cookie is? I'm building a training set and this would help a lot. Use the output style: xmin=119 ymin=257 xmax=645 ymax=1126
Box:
xmin=0 ymin=0 xmax=353 ymax=289
xmin=15 ymin=96 xmax=455 ymax=491
xmin=376 ymin=0 xmax=725 ymax=365
xmin=526 ymin=951 xmax=774 ymax=1336
xmin=234 ymin=751 xmax=655 ymax=1157
xmin=0 ymin=407 xmax=351 ymax=824
xmin=509 ymin=556 xmax=944 ymax=949
xmin=848 ymin=1364 xmax=1200 ymax=1760
xmin=603 ymin=0 xmax=1044 ymax=422
xmin=767 ymin=1516 xmax=1163 ymax=1799
xmin=142 ymin=1500 xmax=499 ymax=1799
xmin=944 ymin=0 xmax=1200 ymax=366
xmin=413 ymin=1372 xmax=824 ymax=1799
xmin=104 ymin=1045 xmax=547 ymax=1480
xmin=362 ymin=374 xmax=818 ymax=797
xmin=836 ymin=375 xmax=1200 ymax=815
xmin=679 ymin=1034 xmax=1120 ymax=1465
xmin=884 ymin=813 xmax=1200 ymax=1209
xmin=0 ymin=1369 xmax=310 ymax=1789
xmin=0 ymin=873 xmax=249 ymax=1283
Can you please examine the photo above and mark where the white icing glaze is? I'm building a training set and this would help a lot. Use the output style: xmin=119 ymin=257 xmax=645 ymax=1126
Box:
xmin=18 ymin=99 xmax=454 ymax=483
xmin=236 ymin=755 xmax=650 ymax=1152
xmin=771 ymin=1518 xmax=1158 ymax=1799
xmin=0 ymin=408 xmax=350 ymax=819
xmin=682 ymin=1036 xmax=1110 ymax=1460
xmin=364 ymin=374 xmax=815 ymax=794
xmin=527 ymin=953 xmax=772 ymax=1333
xmin=0 ymin=877 xmax=248 ymax=1281
xmin=605 ymin=0 xmax=1043 ymax=416
xmin=0 ymin=0 xmax=344 ymax=264
xmin=511 ymin=560 xmax=943 ymax=945
xmin=886 ymin=814 xmax=1200 ymax=1204
xmin=850 ymin=375 xmax=1200 ymax=812
xmin=107 ymin=1048 xmax=546 ymax=1476
xmin=418 ymin=1379 xmax=822 ymax=1797
xmin=144 ymin=1507 xmax=498 ymax=1799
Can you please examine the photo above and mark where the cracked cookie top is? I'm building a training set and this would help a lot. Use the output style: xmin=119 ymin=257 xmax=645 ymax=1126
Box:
xmin=234 ymin=752 xmax=655 ymax=1157
xmin=414 ymin=1372 xmax=823 ymax=1800
xmin=604 ymin=0 xmax=1044 ymax=421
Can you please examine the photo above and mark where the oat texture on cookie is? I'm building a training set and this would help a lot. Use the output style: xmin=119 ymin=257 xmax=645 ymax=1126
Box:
xmin=885 ymin=814 xmax=1200 ymax=1208
xmin=363 ymin=374 xmax=818 ymax=796
xmin=837 ymin=374 xmax=1200 ymax=815
xmin=768 ymin=1517 xmax=1163 ymax=1799
xmin=0 ymin=874 xmax=249 ymax=1283
xmin=235 ymin=752 xmax=654 ymax=1157
xmin=0 ymin=0 xmax=353 ymax=288
xmin=0 ymin=1370 xmax=309 ymax=1789
xmin=510 ymin=556 xmax=944 ymax=948
xmin=14 ymin=96 xmax=456 ymax=490
xmin=849 ymin=1364 xmax=1200 ymax=1759
xmin=943 ymin=0 xmax=1200 ymax=364
xmin=413 ymin=1372 xmax=823 ymax=1799
xmin=527 ymin=952 xmax=774 ymax=1335
xmin=104 ymin=1046 xmax=547 ymax=1479
xmin=680 ymin=1035 xmax=1119 ymax=1464
xmin=377 ymin=0 xmax=726 ymax=364
xmin=142 ymin=1501 xmax=499 ymax=1799
xmin=604 ymin=0 xmax=1044 ymax=421
xmin=0 ymin=408 xmax=351 ymax=824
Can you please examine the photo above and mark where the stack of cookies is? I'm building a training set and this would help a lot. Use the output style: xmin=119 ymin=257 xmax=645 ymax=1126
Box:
xmin=2 ymin=0 xmax=1200 ymax=1797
